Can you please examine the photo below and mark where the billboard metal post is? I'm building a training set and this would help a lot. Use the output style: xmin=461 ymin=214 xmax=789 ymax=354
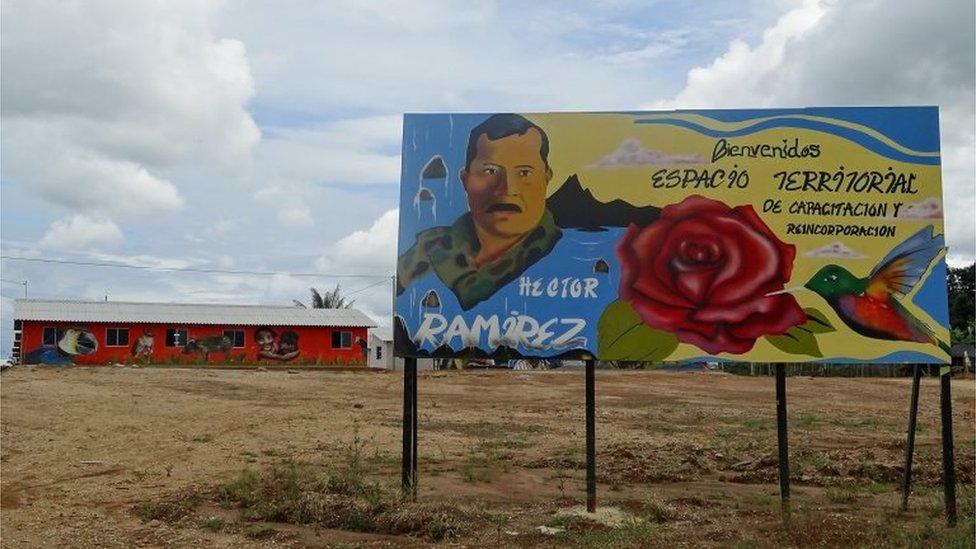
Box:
xmin=939 ymin=367 xmax=957 ymax=526
xmin=401 ymin=357 xmax=417 ymax=499
xmin=900 ymin=364 xmax=922 ymax=510
xmin=585 ymin=359 xmax=596 ymax=513
xmin=775 ymin=364 xmax=790 ymax=517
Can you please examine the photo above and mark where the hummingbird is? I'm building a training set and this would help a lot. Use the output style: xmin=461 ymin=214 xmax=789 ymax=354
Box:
xmin=803 ymin=225 xmax=949 ymax=354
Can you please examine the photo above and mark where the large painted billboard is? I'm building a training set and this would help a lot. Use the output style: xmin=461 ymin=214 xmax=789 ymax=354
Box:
xmin=394 ymin=108 xmax=950 ymax=364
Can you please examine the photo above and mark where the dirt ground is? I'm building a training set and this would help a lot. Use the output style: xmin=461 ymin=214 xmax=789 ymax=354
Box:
xmin=1 ymin=366 xmax=973 ymax=548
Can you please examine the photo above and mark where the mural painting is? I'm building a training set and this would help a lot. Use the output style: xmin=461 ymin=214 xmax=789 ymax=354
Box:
xmin=255 ymin=327 xmax=301 ymax=361
xmin=395 ymin=108 xmax=949 ymax=364
xmin=24 ymin=327 xmax=98 ymax=365
xmin=183 ymin=335 xmax=233 ymax=361
xmin=131 ymin=330 xmax=154 ymax=359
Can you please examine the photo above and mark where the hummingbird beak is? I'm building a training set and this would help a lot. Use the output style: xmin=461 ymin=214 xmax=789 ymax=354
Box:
xmin=764 ymin=286 xmax=810 ymax=297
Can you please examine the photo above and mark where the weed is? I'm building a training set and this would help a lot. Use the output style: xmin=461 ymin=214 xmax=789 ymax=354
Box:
xmin=866 ymin=482 xmax=893 ymax=495
xmin=197 ymin=516 xmax=224 ymax=532
xmin=458 ymin=438 xmax=509 ymax=483
xmin=642 ymin=499 xmax=673 ymax=523
xmin=134 ymin=493 xmax=201 ymax=522
xmin=742 ymin=419 xmax=771 ymax=431
xmin=561 ymin=519 xmax=657 ymax=548
xmin=793 ymin=412 xmax=824 ymax=428
xmin=215 ymin=460 xmax=477 ymax=541
xmin=191 ymin=433 xmax=215 ymax=443
xmin=825 ymin=486 xmax=857 ymax=504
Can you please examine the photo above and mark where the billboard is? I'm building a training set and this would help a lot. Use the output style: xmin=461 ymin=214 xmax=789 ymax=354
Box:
xmin=394 ymin=108 xmax=949 ymax=364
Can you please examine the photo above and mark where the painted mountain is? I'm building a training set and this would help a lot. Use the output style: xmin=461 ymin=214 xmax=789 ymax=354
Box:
xmin=547 ymin=175 xmax=660 ymax=230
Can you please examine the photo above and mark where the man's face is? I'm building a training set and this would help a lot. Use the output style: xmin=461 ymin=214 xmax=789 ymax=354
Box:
xmin=461 ymin=128 xmax=552 ymax=240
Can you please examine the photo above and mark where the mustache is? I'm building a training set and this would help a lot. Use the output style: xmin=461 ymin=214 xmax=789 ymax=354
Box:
xmin=485 ymin=202 xmax=522 ymax=213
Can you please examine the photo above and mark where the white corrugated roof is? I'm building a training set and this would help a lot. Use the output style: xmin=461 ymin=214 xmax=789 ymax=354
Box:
xmin=13 ymin=299 xmax=376 ymax=327
xmin=371 ymin=327 xmax=393 ymax=341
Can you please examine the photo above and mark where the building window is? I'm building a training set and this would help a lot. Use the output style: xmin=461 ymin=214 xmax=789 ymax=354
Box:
xmin=14 ymin=319 xmax=22 ymax=330
xmin=331 ymin=331 xmax=352 ymax=349
xmin=43 ymin=327 xmax=59 ymax=345
xmin=165 ymin=328 xmax=188 ymax=347
xmin=375 ymin=345 xmax=382 ymax=360
xmin=223 ymin=330 xmax=245 ymax=348
xmin=106 ymin=328 xmax=129 ymax=347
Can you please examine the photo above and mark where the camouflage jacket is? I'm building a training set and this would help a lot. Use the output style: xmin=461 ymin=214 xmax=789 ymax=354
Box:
xmin=396 ymin=210 xmax=562 ymax=310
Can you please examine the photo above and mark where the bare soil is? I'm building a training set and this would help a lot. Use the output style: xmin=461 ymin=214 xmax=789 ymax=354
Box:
xmin=1 ymin=366 xmax=973 ymax=548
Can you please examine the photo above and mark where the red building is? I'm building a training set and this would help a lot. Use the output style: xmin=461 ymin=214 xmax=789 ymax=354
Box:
xmin=12 ymin=299 xmax=376 ymax=366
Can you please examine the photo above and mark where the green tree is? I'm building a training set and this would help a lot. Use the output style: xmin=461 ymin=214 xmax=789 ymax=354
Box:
xmin=294 ymin=285 xmax=355 ymax=309
xmin=947 ymin=263 xmax=975 ymax=343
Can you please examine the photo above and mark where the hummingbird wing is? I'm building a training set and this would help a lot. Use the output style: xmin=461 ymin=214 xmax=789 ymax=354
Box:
xmin=866 ymin=225 xmax=944 ymax=299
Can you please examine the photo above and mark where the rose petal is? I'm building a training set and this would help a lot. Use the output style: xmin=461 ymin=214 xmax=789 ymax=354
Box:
xmin=626 ymin=220 xmax=694 ymax=307
xmin=661 ymin=195 xmax=732 ymax=220
xmin=727 ymin=296 xmax=806 ymax=340
xmin=650 ymin=218 xmax=721 ymax=303
xmin=706 ymin=215 xmax=782 ymax=304
xmin=677 ymin=326 xmax=756 ymax=355
xmin=732 ymin=204 xmax=796 ymax=280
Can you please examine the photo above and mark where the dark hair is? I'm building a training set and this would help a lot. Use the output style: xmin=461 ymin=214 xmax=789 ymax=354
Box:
xmin=280 ymin=331 xmax=299 ymax=345
xmin=254 ymin=327 xmax=275 ymax=340
xmin=464 ymin=114 xmax=550 ymax=171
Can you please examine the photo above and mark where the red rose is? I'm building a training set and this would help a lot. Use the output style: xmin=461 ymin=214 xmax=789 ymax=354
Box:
xmin=616 ymin=195 xmax=805 ymax=354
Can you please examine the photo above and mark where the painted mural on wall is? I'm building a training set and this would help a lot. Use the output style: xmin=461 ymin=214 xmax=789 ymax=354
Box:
xmin=183 ymin=335 xmax=232 ymax=361
xmin=395 ymin=109 xmax=950 ymax=364
xmin=132 ymin=330 xmax=154 ymax=358
xmin=255 ymin=327 xmax=300 ymax=361
xmin=24 ymin=327 xmax=98 ymax=364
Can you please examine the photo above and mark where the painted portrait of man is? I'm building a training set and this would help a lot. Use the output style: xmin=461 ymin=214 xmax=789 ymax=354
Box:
xmin=396 ymin=114 xmax=562 ymax=310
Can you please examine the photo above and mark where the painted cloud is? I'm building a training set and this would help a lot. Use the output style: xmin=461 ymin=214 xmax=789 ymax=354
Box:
xmin=590 ymin=138 xmax=702 ymax=168
xmin=805 ymin=241 xmax=866 ymax=259
xmin=895 ymin=197 xmax=943 ymax=220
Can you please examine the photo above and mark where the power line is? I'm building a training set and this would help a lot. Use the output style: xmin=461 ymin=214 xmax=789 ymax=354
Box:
xmin=345 ymin=278 xmax=393 ymax=296
xmin=0 ymin=255 xmax=392 ymax=279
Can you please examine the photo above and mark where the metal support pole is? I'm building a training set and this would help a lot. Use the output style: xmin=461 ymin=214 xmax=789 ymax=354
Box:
xmin=411 ymin=356 xmax=418 ymax=497
xmin=401 ymin=357 xmax=417 ymax=498
xmin=585 ymin=359 xmax=596 ymax=513
xmin=939 ymin=366 xmax=957 ymax=526
xmin=775 ymin=364 xmax=790 ymax=516
xmin=901 ymin=365 xmax=922 ymax=510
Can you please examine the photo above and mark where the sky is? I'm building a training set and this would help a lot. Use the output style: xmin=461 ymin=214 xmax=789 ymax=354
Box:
xmin=1 ymin=0 xmax=974 ymax=358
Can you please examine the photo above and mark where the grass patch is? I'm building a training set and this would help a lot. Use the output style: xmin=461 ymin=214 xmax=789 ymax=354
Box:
xmin=191 ymin=433 xmax=215 ymax=443
xmin=742 ymin=419 xmax=771 ymax=431
xmin=825 ymin=486 xmax=857 ymax=504
xmin=197 ymin=516 xmax=224 ymax=532
xmin=216 ymin=460 xmax=476 ymax=541
xmin=559 ymin=519 xmax=657 ymax=548
xmin=135 ymin=492 xmax=202 ymax=522
xmin=792 ymin=412 xmax=824 ymax=428
xmin=458 ymin=438 xmax=511 ymax=483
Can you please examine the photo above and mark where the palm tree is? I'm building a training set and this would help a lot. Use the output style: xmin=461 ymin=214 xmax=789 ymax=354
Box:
xmin=305 ymin=285 xmax=355 ymax=309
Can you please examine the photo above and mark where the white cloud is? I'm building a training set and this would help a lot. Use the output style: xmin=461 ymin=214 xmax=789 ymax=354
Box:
xmin=1 ymin=0 xmax=259 ymax=221
xmin=317 ymin=209 xmax=399 ymax=275
xmin=252 ymin=184 xmax=316 ymax=228
xmin=805 ymin=241 xmax=866 ymax=259
xmin=895 ymin=198 xmax=943 ymax=220
xmin=657 ymin=0 xmax=975 ymax=263
xmin=590 ymin=138 xmax=703 ymax=167
xmin=277 ymin=205 xmax=315 ymax=229
xmin=257 ymin=116 xmax=402 ymax=186
xmin=38 ymin=215 xmax=123 ymax=250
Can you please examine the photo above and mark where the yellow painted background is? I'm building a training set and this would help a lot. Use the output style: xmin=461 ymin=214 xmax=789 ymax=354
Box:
xmin=527 ymin=112 xmax=948 ymax=362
